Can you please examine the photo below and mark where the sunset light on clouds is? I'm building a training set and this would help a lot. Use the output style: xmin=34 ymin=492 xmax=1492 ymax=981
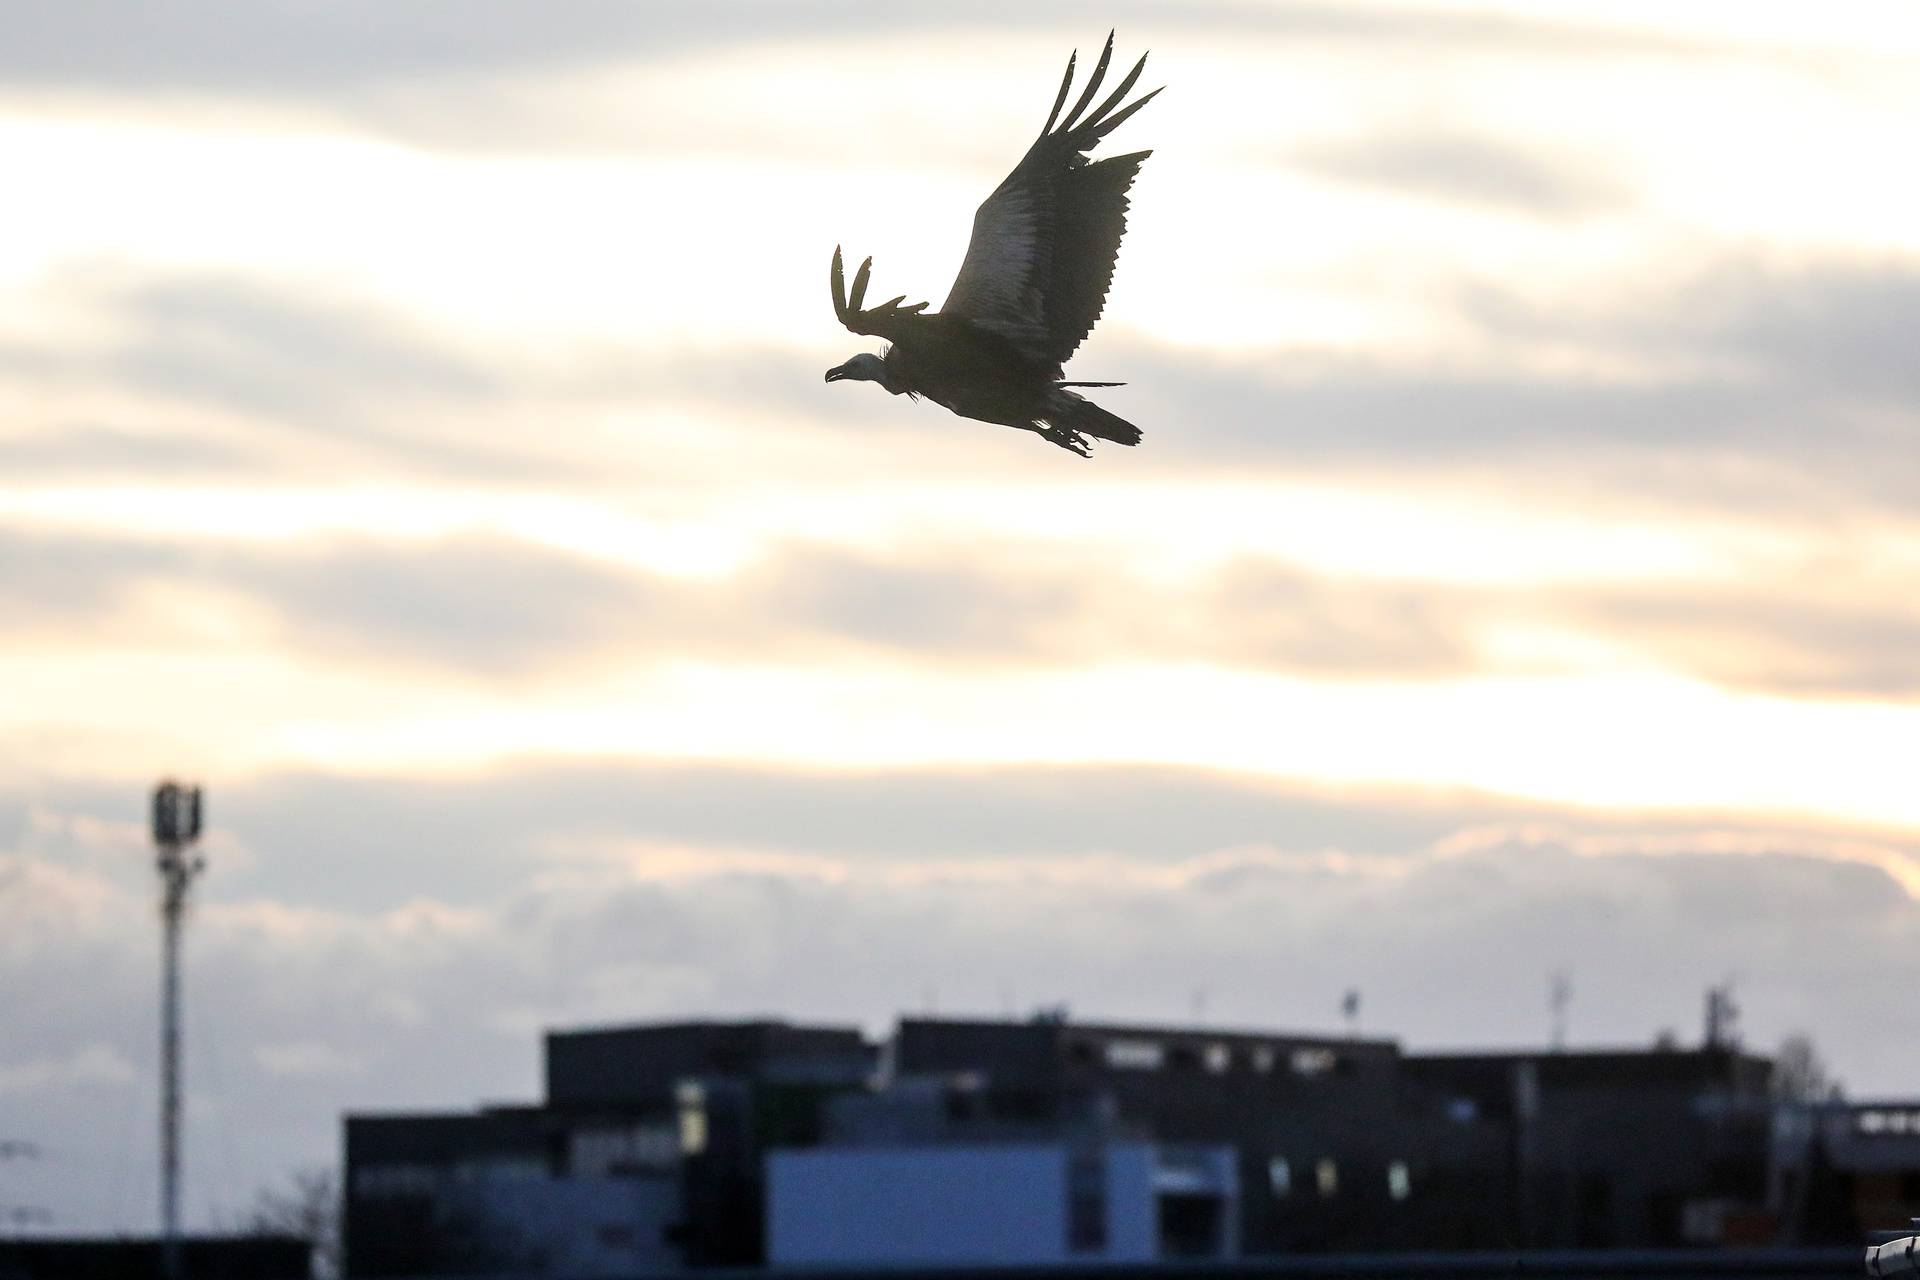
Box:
xmin=3 ymin=0 xmax=1919 ymax=1233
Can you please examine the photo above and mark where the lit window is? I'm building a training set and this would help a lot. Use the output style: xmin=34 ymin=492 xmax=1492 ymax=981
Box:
xmin=1316 ymin=1159 xmax=1338 ymax=1197
xmin=1104 ymin=1040 xmax=1165 ymax=1071
xmin=1388 ymin=1160 xmax=1411 ymax=1201
xmin=1268 ymin=1157 xmax=1292 ymax=1199
xmin=1251 ymin=1046 xmax=1276 ymax=1073
xmin=1204 ymin=1043 xmax=1231 ymax=1074
xmin=1292 ymin=1048 xmax=1336 ymax=1077
xmin=676 ymin=1080 xmax=707 ymax=1155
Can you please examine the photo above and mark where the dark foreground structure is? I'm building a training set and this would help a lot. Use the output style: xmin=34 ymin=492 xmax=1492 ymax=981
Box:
xmin=346 ymin=1021 xmax=875 ymax=1276
xmin=0 ymin=1233 xmax=309 ymax=1279
xmin=332 ymin=1249 xmax=1864 ymax=1280
xmin=342 ymin=1014 xmax=1914 ymax=1276
xmin=753 ymin=1252 xmax=1860 ymax=1279
xmin=890 ymin=1018 xmax=1779 ymax=1253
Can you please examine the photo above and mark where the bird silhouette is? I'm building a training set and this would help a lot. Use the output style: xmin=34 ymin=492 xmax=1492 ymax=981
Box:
xmin=826 ymin=33 xmax=1161 ymax=456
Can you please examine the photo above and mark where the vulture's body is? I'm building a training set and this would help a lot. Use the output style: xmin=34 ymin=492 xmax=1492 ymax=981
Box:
xmin=825 ymin=34 xmax=1160 ymax=456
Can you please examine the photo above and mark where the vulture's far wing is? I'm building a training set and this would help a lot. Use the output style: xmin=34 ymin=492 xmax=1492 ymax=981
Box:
xmin=832 ymin=246 xmax=929 ymax=343
xmin=941 ymin=33 xmax=1160 ymax=373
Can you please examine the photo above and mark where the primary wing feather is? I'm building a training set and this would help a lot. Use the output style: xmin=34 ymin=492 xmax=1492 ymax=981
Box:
xmin=942 ymin=33 xmax=1160 ymax=373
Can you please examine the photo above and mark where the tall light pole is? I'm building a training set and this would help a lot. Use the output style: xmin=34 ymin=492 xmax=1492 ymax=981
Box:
xmin=152 ymin=781 xmax=204 ymax=1280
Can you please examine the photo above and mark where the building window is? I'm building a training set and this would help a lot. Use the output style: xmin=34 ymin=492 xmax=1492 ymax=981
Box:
xmin=571 ymin=1123 xmax=679 ymax=1176
xmin=1104 ymin=1039 xmax=1165 ymax=1071
xmin=1268 ymin=1157 xmax=1292 ymax=1199
xmin=1388 ymin=1160 xmax=1411 ymax=1201
xmin=1291 ymin=1048 xmax=1337 ymax=1078
xmin=1316 ymin=1159 xmax=1338 ymax=1198
xmin=1251 ymin=1046 xmax=1276 ymax=1073
xmin=1858 ymin=1109 xmax=1920 ymax=1136
xmin=1204 ymin=1043 xmax=1231 ymax=1074
xmin=676 ymin=1080 xmax=707 ymax=1156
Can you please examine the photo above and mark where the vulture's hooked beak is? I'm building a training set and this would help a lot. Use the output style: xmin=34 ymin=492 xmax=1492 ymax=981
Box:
xmin=824 ymin=362 xmax=851 ymax=383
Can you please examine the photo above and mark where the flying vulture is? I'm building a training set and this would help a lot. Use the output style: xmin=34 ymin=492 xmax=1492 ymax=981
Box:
xmin=825 ymin=33 xmax=1161 ymax=456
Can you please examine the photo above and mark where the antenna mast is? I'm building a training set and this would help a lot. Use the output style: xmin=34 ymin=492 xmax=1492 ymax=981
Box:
xmin=152 ymin=780 xmax=205 ymax=1280
xmin=1550 ymin=971 xmax=1572 ymax=1051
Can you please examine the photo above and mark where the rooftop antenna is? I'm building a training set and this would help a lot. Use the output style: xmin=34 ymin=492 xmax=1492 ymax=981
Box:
xmin=152 ymin=780 xmax=205 ymax=1280
xmin=1550 ymin=971 xmax=1572 ymax=1051
xmin=1341 ymin=989 xmax=1361 ymax=1039
xmin=1704 ymin=978 xmax=1740 ymax=1050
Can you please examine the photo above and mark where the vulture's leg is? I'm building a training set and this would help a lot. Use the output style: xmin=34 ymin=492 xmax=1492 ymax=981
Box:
xmin=1038 ymin=425 xmax=1093 ymax=457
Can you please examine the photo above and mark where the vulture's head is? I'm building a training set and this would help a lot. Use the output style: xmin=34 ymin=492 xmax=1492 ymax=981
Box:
xmin=824 ymin=352 xmax=899 ymax=393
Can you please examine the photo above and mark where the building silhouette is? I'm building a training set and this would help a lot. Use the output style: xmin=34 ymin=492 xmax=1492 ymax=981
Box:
xmin=341 ymin=1011 xmax=1902 ymax=1275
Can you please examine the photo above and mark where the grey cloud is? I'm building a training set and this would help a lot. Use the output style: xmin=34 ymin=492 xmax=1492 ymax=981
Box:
xmin=1130 ymin=258 xmax=1920 ymax=512
xmin=1451 ymin=259 xmax=1920 ymax=417
xmin=221 ymin=537 xmax=660 ymax=676
xmin=1578 ymin=585 xmax=1920 ymax=700
xmin=0 ymin=528 xmax=183 ymax=625
xmin=1134 ymin=351 xmax=1774 ymax=462
xmin=9 ymin=256 xmax=1920 ymax=520
xmin=0 ymin=274 xmax=578 ymax=484
xmin=1688 ymin=262 xmax=1920 ymax=409
xmin=0 ymin=530 xmax=1083 ymax=675
xmin=7 ymin=519 xmax=1920 ymax=701
xmin=1207 ymin=560 xmax=1482 ymax=677
xmin=0 ymin=270 xmax=889 ymax=489
xmin=0 ymin=424 xmax=274 ymax=481
xmin=1294 ymin=132 xmax=1627 ymax=217
xmin=0 ymin=3 xmax=1715 ymax=104
xmin=746 ymin=548 xmax=1090 ymax=662
xmin=14 ymin=764 xmax=1915 ymax=920
xmin=0 ymin=527 xmax=693 ymax=677
xmin=113 ymin=277 xmax=498 ymax=410
xmin=0 ymin=766 xmax=1558 ymax=913
xmin=3 ymin=812 xmax=1916 ymax=1235
xmin=3 ymin=525 xmax=1475 ymax=679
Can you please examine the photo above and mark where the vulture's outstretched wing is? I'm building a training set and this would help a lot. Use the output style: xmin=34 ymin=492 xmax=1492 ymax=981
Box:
xmin=941 ymin=33 xmax=1160 ymax=373
xmin=832 ymin=246 xmax=928 ymax=342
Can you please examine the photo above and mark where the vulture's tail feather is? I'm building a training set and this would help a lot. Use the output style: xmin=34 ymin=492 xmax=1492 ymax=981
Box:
xmin=1047 ymin=388 xmax=1142 ymax=448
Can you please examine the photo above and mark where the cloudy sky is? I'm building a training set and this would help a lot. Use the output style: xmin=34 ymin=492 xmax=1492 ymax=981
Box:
xmin=4 ymin=0 xmax=1920 ymax=1235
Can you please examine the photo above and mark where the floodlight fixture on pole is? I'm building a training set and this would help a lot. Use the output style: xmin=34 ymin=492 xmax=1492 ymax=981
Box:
xmin=152 ymin=779 xmax=205 ymax=1280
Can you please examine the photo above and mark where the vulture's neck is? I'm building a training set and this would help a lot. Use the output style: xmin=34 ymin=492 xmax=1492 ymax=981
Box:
xmin=878 ymin=347 xmax=910 ymax=395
